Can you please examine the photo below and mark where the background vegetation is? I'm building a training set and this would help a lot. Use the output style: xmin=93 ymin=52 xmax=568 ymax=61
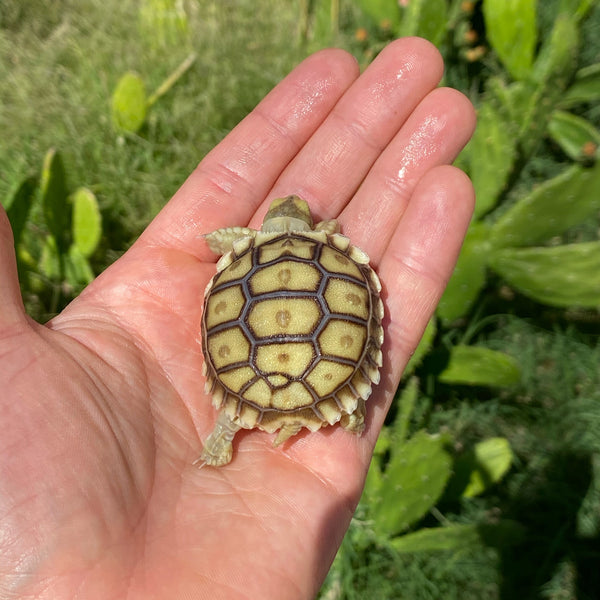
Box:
xmin=1 ymin=0 xmax=599 ymax=598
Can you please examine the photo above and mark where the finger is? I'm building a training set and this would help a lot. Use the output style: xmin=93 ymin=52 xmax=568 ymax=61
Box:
xmin=251 ymin=37 xmax=445 ymax=226
xmin=368 ymin=165 xmax=475 ymax=435
xmin=0 ymin=205 xmax=27 ymax=328
xmin=139 ymin=48 xmax=360 ymax=259
xmin=341 ymin=86 xmax=476 ymax=263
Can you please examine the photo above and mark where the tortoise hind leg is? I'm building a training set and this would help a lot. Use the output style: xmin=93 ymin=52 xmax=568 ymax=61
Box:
xmin=340 ymin=398 xmax=366 ymax=434
xmin=195 ymin=412 xmax=241 ymax=467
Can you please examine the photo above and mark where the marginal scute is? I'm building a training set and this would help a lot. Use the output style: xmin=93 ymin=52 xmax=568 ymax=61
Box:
xmin=232 ymin=235 xmax=253 ymax=256
xmin=364 ymin=361 xmax=381 ymax=385
xmin=372 ymin=348 xmax=384 ymax=368
xmin=336 ymin=386 xmax=358 ymax=414
xmin=211 ymin=382 xmax=224 ymax=409
xmin=317 ymin=398 xmax=342 ymax=425
xmin=215 ymin=251 xmax=234 ymax=273
xmin=352 ymin=370 xmax=373 ymax=400
xmin=200 ymin=197 xmax=384 ymax=466
xmin=329 ymin=233 xmax=350 ymax=252
xmin=238 ymin=403 xmax=260 ymax=428
xmin=302 ymin=229 xmax=328 ymax=244
xmin=370 ymin=269 xmax=382 ymax=293
xmin=375 ymin=297 xmax=384 ymax=320
xmin=349 ymin=245 xmax=370 ymax=265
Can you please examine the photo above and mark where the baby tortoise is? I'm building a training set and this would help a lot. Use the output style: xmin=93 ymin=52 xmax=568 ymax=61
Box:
xmin=198 ymin=195 xmax=384 ymax=466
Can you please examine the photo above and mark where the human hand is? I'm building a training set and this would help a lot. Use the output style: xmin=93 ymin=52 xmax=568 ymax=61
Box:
xmin=0 ymin=38 xmax=475 ymax=599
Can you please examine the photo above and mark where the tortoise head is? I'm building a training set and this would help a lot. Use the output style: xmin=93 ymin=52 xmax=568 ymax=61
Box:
xmin=261 ymin=195 xmax=314 ymax=233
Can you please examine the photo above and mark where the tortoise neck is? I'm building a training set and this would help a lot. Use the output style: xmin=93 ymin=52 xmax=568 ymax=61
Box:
xmin=262 ymin=216 xmax=312 ymax=233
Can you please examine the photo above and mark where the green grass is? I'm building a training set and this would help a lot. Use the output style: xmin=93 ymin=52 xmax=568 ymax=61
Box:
xmin=321 ymin=318 xmax=600 ymax=599
xmin=1 ymin=0 xmax=304 ymax=249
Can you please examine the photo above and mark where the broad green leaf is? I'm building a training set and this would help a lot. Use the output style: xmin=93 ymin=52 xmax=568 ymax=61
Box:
xmin=570 ymin=0 xmax=597 ymax=21
xmin=483 ymin=0 xmax=536 ymax=80
xmin=363 ymin=426 xmax=392 ymax=504
xmin=490 ymin=242 xmax=600 ymax=307
xmin=39 ymin=238 xmax=94 ymax=287
xmin=111 ymin=72 xmax=147 ymax=133
xmin=399 ymin=0 xmax=447 ymax=47
xmin=139 ymin=0 xmax=189 ymax=48
xmin=353 ymin=0 xmax=400 ymax=29
xmin=364 ymin=445 xmax=385 ymax=505
xmin=17 ymin=247 xmax=37 ymax=270
xmin=437 ymin=223 xmax=491 ymax=323
xmin=516 ymin=14 xmax=578 ymax=156
xmin=72 ymin=187 xmax=102 ymax=258
xmin=512 ymin=81 xmax=554 ymax=156
xmin=390 ymin=524 xmax=482 ymax=553
xmin=490 ymin=162 xmax=600 ymax=248
xmin=6 ymin=175 xmax=38 ymax=248
xmin=467 ymin=101 xmax=518 ymax=218
xmin=305 ymin=0 xmax=340 ymax=44
xmin=404 ymin=318 xmax=436 ymax=377
xmin=439 ymin=345 xmax=521 ymax=387
xmin=39 ymin=235 xmax=61 ymax=279
xmin=390 ymin=520 xmax=526 ymax=553
xmin=531 ymin=13 xmax=578 ymax=87
xmin=484 ymin=78 xmax=549 ymax=158
xmin=485 ymin=77 xmax=526 ymax=133
xmin=65 ymin=245 xmax=95 ymax=287
xmin=393 ymin=376 xmax=419 ymax=445
xmin=445 ymin=437 xmax=513 ymax=499
xmin=462 ymin=437 xmax=514 ymax=498
xmin=40 ymin=148 xmax=71 ymax=254
xmin=548 ymin=110 xmax=600 ymax=162
xmin=373 ymin=430 xmax=453 ymax=537
xmin=560 ymin=63 xmax=600 ymax=107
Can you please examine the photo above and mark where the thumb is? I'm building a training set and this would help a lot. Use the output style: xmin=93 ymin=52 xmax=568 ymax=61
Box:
xmin=0 ymin=205 xmax=27 ymax=328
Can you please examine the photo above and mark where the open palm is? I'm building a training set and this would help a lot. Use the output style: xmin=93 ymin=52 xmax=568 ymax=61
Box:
xmin=0 ymin=38 xmax=475 ymax=599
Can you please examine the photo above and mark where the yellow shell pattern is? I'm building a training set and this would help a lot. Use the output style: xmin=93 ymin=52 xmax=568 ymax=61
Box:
xmin=201 ymin=228 xmax=384 ymax=435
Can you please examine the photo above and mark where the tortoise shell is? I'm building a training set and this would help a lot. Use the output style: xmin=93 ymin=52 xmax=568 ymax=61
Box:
xmin=198 ymin=196 xmax=384 ymax=466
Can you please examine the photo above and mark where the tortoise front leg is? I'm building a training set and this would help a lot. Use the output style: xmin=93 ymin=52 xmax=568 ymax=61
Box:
xmin=203 ymin=227 xmax=255 ymax=254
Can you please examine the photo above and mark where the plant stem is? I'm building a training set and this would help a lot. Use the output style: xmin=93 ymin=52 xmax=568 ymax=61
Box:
xmin=147 ymin=52 xmax=197 ymax=108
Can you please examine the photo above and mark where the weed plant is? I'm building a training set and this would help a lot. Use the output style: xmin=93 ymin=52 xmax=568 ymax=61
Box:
xmin=0 ymin=0 xmax=302 ymax=282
